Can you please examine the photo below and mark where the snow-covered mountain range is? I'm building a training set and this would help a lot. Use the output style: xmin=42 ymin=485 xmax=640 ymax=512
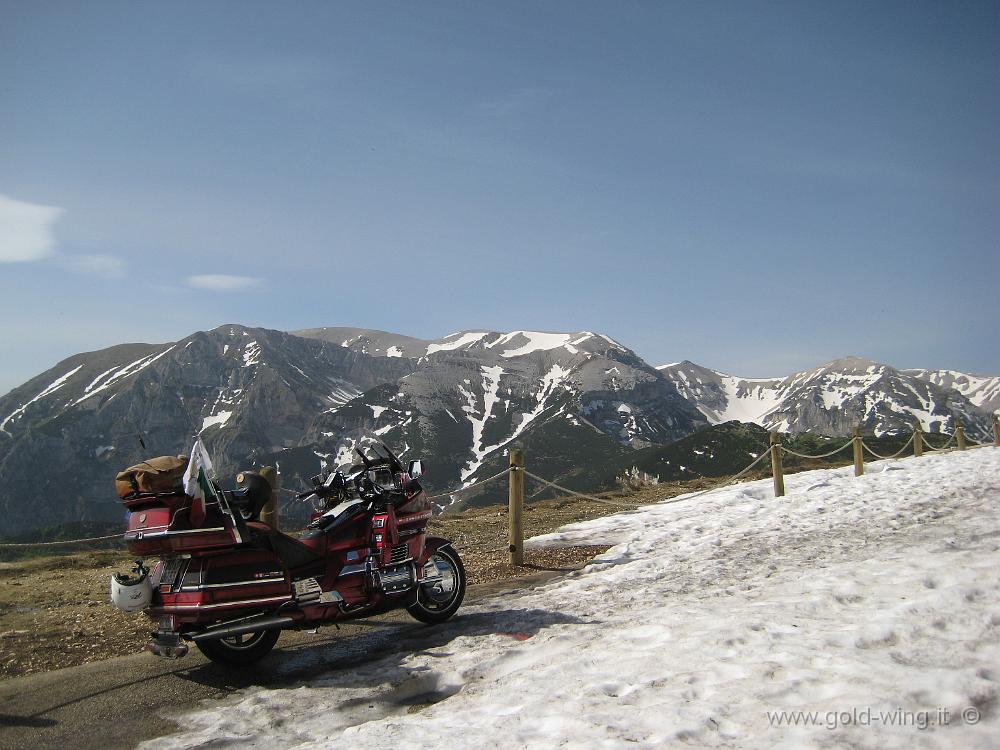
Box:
xmin=903 ymin=368 xmax=1000 ymax=416
xmin=0 ymin=324 xmax=996 ymax=537
xmin=658 ymin=357 xmax=996 ymax=441
xmin=0 ymin=325 xmax=703 ymax=536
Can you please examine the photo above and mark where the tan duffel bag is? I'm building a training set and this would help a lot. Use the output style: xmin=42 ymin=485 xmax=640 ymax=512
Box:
xmin=115 ymin=455 xmax=188 ymax=498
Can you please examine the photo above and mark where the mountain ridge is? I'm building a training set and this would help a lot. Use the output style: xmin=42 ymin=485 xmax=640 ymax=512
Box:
xmin=657 ymin=358 xmax=995 ymax=440
xmin=1 ymin=324 xmax=995 ymax=537
xmin=0 ymin=324 xmax=703 ymax=535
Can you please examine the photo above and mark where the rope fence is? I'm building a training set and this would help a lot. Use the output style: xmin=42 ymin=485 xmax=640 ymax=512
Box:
xmin=4 ymin=414 xmax=997 ymax=553
xmin=0 ymin=533 xmax=122 ymax=549
xmin=780 ymin=439 xmax=856 ymax=460
xmin=522 ymin=469 xmax=639 ymax=509
xmin=922 ymin=433 xmax=956 ymax=453
xmin=654 ymin=448 xmax=774 ymax=506
xmin=860 ymin=433 xmax=915 ymax=461
xmin=426 ymin=468 xmax=510 ymax=502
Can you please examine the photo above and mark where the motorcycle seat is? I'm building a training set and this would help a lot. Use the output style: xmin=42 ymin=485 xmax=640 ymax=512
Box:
xmin=247 ymin=521 xmax=324 ymax=571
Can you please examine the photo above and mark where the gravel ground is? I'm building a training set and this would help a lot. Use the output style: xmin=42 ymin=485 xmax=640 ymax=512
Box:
xmin=0 ymin=480 xmax=711 ymax=680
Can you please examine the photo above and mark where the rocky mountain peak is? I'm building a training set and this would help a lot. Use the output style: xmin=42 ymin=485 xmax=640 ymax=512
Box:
xmin=658 ymin=356 xmax=994 ymax=440
xmin=817 ymin=355 xmax=882 ymax=373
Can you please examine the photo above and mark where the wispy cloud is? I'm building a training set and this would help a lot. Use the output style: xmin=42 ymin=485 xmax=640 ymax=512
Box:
xmin=186 ymin=274 xmax=263 ymax=292
xmin=55 ymin=253 xmax=126 ymax=278
xmin=0 ymin=194 xmax=64 ymax=262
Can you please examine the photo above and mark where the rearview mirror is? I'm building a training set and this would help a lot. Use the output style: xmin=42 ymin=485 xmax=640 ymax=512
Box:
xmin=408 ymin=460 xmax=425 ymax=478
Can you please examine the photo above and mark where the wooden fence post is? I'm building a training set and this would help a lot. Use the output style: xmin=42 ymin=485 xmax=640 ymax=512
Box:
xmin=508 ymin=448 xmax=524 ymax=566
xmin=853 ymin=426 xmax=864 ymax=476
xmin=954 ymin=417 xmax=966 ymax=451
xmin=259 ymin=465 xmax=279 ymax=530
xmin=769 ymin=432 xmax=785 ymax=497
xmin=913 ymin=423 xmax=923 ymax=458
xmin=993 ymin=415 xmax=1000 ymax=447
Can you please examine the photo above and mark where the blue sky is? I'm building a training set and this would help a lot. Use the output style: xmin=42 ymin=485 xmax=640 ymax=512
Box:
xmin=1 ymin=1 xmax=997 ymax=395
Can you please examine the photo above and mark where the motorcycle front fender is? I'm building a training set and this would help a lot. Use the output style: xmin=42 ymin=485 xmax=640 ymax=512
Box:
xmin=420 ymin=536 xmax=455 ymax=563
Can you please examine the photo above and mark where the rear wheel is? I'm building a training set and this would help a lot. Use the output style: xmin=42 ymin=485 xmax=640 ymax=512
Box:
xmin=196 ymin=629 xmax=280 ymax=667
xmin=407 ymin=547 xmax=466 ymax=624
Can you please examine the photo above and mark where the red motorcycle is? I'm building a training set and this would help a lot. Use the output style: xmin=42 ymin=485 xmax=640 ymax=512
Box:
xmin=113 ymin=445 xmax=466 ymax=667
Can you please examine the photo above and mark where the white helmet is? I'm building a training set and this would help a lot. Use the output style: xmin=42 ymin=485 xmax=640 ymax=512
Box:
xmin=110 ymin=560 xmax=152 ymax=613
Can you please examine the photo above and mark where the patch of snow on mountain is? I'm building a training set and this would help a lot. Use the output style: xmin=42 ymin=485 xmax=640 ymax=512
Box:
xmin=491 ymin=331 xmax=574 ymax=358
xmin=715 ymin=376 xmax=783 ymax=425
xmin=371 ymin=405 xmax=387 ymax=419
xmin=333 ymin=440 xmax=356 ymax=469
xmin=74 ymin=347 xmax=176 ymax=406
xmin=426 ymin=332 xmax=490 ymax=355
xmin=385 ymin=346 xmax=403 ymax=358
xmin=597 ymin=333 xmax=626 ymax=350
xmin=504 ymin=364 xmax=572 ymax=441
xmin=83 ymin=365 xmax=119 ymax=394
xmin=200 ymin=410 xmax=233 ymax=432
xmin=459 ymin=365 xmax=505 ymax=482
xmin=459 ymin=364 xmax=572 ymax=484
xmin=820 ymin=387 xmax=850 ymax=410
xmin=325 ymin=380 xmax=362 ymax=409
xmin=242 ymin=341 xmax=261 ymax=367
xmin=0 ymin=365 xmax=84 ymax=433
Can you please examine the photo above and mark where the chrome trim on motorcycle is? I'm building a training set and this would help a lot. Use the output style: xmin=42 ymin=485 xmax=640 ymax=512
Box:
xmin=125 ymin=526 xmax=228 ymax=540
xmin=159 ymin=595 xmax=293 ymax=610
xmin=180 ymin=577 xmax=286 ymax=591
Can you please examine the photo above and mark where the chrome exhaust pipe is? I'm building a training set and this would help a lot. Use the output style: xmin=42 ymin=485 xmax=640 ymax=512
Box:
xmin=191 ymin=614 xmax=294 ymax=642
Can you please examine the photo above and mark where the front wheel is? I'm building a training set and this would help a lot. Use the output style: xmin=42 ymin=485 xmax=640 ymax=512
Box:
xmin=196 ymin=628 xmax=280 ymax=667
xmin=407 ymin=546 xmax=466 ymax=624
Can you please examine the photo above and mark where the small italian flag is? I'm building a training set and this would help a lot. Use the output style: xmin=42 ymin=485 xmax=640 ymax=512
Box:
xmin=182 ymin=437 xmax=217 ymax=526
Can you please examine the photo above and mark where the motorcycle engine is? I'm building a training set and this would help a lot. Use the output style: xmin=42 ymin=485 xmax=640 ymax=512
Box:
xmin=376 ymin=563 xmax=415 ymax=593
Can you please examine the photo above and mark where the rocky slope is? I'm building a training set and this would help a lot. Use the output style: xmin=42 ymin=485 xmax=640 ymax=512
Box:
xmin=294 ymin=329 xmax=706 ymax=514
xmin=658 ymin=357 xmax=994 ymax=440
xmin=904 ymin=368 xmax=1000 ymax=416
xmin=0 ymin=326 xmax=413 ymax=537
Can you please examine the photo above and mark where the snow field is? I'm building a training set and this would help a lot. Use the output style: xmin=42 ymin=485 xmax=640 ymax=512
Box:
xmin=145 ymin=448 xmax=1000 ymax=750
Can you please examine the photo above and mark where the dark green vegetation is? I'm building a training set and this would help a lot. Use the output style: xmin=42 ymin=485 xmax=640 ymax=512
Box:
xmin=616 ymin=421 xmax=948 ymax=485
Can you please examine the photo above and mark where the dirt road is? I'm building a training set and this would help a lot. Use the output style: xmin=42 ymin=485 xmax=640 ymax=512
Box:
xmin=0 ymin=571 xmax=567 ymax=750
